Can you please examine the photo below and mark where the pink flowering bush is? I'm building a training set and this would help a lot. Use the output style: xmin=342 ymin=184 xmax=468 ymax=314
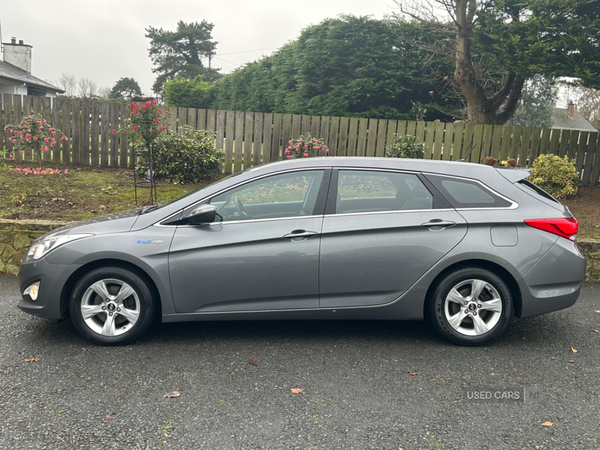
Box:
xmin=4 ymin=114 xmax=68 ymax=169
xmin=284 ymin=134 xmax=329 ymax=159
xmin=113 ymin=97 xmax=170 ymax=152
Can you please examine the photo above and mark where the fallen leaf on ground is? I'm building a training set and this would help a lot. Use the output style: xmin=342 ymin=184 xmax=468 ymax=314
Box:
xmin=291 ymin=388 xmax=303 ymax=394
xmin=106 ymin=414 xmax=119 ymax=420
xmin=593 ymin=330 xmax=599 ymax=333
xmin=163 ymin=391 xmax=181 ymax=398
xmin=541 ymin=421 xmax=553 ymax=427
xmin=595 ymin=310 xmax=600 ymax=313
xmin=408 ymin=371 xmax=420 ymax=376
xmin=568 ymin=360 xmax=575 ymax=363
xmin=571 ymin=347 xmax=578 ymax=353
xmin=249 ymin=358 xmax=260 ymax=366
xmin=24 ymin=357 xmax=40 ymax=362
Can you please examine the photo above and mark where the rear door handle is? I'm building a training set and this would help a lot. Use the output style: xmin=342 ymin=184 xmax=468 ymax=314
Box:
xmin=421 ymin=219 xmax=456 ymax=230
xmin=283 ymin=230 xmax=318 ymax=240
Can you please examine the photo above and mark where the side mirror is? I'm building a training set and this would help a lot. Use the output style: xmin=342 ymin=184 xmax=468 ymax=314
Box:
xmin=183 ymin=204 xmax=217 ymax=225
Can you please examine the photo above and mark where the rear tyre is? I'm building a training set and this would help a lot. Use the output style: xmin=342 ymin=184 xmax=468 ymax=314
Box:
xmin=69 ymin=267 xmax=156 ymax=346
xmin=428 ymin=267 xmax=513 ymax=346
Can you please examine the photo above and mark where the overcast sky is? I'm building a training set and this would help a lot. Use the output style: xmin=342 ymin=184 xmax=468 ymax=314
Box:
xmin=2 ymin=0 xmax=399 ymax=95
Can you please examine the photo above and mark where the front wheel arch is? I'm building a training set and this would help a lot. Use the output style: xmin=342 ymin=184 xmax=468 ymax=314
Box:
xmin=60 ymin=259 xmax=162 ymax=321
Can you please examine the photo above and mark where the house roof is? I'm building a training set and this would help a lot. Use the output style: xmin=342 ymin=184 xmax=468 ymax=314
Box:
xmin=552 ymin=108 xmax=597 ymax=132
xmin=0 ymin=60 xmax=65 ymax=93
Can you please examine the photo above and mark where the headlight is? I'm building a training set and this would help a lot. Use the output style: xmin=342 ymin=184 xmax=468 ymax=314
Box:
xmin=26 ymin=234 xmax=94 ymax=261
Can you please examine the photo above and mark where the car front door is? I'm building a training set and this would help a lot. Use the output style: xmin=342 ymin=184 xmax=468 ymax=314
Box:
xmin=319 ymin=169 xmax=467 ymax=308
xmin=168 ymin=169 xmax=329 ymax=314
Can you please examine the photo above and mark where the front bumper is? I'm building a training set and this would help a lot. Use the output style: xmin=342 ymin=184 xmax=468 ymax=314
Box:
xmin=18 ymin=258 xmax=80 ymax=320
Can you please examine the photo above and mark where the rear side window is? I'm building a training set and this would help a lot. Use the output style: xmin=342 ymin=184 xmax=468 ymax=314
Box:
xmin=426 ymin=175 xmax=513 ymax=209
xmin=335 ymin=170 xmax=434 ymax=213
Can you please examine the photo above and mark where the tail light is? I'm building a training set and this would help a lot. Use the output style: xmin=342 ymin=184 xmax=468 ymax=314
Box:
xmin=524 ymin=218 xmax=578 ymax=241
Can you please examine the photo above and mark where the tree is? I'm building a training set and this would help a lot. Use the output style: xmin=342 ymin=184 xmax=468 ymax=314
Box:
xmin=508 ymin=75 xmax=558 ymax=128
xmin=573 ymin=86 xmax=600 ymax=131
xmin=77 ymin=77 xmax=98 ymax=98
xmin=50 ymin=74 xmax=77 ymax=97
xmin=164 ymin=76 xmax=213 ymax=108
xmin=146 ymin=20 xmax=221 ymax=97
xmin=109 ymin=77 xmax=143 ymax=100
xmin=210 ymin=16 xmax=459 ymax=120
xmin=392 ymin=0 xmax=600 ymax=124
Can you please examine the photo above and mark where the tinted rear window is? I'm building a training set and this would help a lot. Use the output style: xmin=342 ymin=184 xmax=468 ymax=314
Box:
xmin=426 ymin=175 xmax=513 ymax=209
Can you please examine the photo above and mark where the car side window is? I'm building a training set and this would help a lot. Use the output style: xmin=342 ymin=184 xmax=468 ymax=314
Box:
xmin=209 ymin=170 xmax=325 ymax=222
xmin=425 ymin=175 xmax=513 ymax=209
xmin=336 ymin=170 xmax=433 ymax=214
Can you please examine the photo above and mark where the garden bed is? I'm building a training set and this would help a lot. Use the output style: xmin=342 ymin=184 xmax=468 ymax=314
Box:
xmin=0 ymin=162 xmax=200 ymax=222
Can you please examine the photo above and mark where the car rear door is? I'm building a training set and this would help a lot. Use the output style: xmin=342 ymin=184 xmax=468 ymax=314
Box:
xmin=319 ymin=168 xmax=467 ymax=308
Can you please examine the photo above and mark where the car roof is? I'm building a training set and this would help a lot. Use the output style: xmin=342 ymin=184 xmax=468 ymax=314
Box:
xmin=247 ymin=157 xmax=506 ymax=180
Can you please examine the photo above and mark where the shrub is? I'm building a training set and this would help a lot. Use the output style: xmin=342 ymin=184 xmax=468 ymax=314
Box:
xmin=529 ymin=154 xmax=579 ymax=199
xmin=284 ymin=134 xmax=329 ymax=159
xmin=139 ymin=126 xmax=224 ymax=184
xmin=385 ymin=134 xmax=426 ymax=159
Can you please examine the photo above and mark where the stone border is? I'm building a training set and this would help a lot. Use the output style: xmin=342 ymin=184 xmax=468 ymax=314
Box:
xmin=0 ymin=219 xmax=67 ymax=275
xmin=1 ymin=219 xmax=599 ymax=283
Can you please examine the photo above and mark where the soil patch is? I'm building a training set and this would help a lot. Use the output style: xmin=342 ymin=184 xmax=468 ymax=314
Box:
xmin=561 ymin=187 xmax=600 ymax=239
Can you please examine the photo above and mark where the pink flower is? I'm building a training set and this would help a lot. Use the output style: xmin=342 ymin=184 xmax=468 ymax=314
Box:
xmin=52 ymin=131 xmax=56 ymax=136
xmin=304 ymin=144 xmax=308 ymax=148
xmin=9 ymin=155 xmax=13 ymax=159
xmin=37 ymin=121 xmax=41 ymax=124
xmin=284 ymin=149 xmax=291 ymax=154
xmin=324 ymin=149 xmax=329 ymax=153
xmin=39 ymin=127 xmax=43 ymax=130
xmin=33 ymin=136 xmax=38 ymax=141
xmin=20 ymin=136 xmax=24 ymax=140
xmin=303 ymin=153 xmax=309 ymax=157
xmin=43 ymin=120 xmax=47 ymax=124
xmin=24 ymin=121 xmax=29 ymax=126
xmin=112 ymin=129 xmax=117 ymax=136
xmin=64 ymin=169 xmax=68 ymax=174
xmin=44 ymin=138 xmax=49 ymax=143
xmin=19 ymin=150 xmax=24 ymax=154
xmin=42 ymin=147 xmax=49 ymax=152
xmin=50 ymin=142 xmax=56 ymax=146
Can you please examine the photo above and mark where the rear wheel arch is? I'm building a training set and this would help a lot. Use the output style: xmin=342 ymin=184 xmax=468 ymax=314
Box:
xmin=60 ymin=259 xmax=162 ymax=320
xmin=424 ymin=259 xmax=522 ymax=319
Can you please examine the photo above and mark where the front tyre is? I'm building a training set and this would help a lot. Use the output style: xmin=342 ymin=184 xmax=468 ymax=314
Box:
xmin=69 ymin=267 xmax=156 ymax=345
xmin=428 ymin=267 xmax=513 ymax=346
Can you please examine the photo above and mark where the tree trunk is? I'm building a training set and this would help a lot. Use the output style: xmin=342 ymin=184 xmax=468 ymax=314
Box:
xmin=453 ymin=0 xmax=524 ymax=125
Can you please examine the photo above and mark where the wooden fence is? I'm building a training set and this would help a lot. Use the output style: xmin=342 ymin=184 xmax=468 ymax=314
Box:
xmin=2 ymin=94 xmax=600 ymax=185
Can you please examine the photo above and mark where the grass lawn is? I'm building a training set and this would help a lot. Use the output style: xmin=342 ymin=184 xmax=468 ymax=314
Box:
xmin=0 ymin=161 xmax=201 ymax=222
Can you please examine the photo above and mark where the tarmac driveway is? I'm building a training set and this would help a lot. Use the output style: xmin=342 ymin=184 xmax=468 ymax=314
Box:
xmin=1 ymin=275 xmax=599 ymax=450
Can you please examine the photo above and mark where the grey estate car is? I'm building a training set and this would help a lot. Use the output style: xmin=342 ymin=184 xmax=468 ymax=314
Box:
xmin=18 ymin=157 xmax=586 ymax=346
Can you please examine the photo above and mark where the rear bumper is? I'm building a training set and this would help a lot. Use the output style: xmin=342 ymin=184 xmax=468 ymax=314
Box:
xmin=517 ymin=238 xmax=586 ymax=318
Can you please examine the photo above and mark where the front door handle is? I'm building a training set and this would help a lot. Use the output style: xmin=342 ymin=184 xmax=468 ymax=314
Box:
xmin=421 ymin=219 xmax=456 ymax=230
xmin=283 ymin=230 xmax=318 ymax=240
